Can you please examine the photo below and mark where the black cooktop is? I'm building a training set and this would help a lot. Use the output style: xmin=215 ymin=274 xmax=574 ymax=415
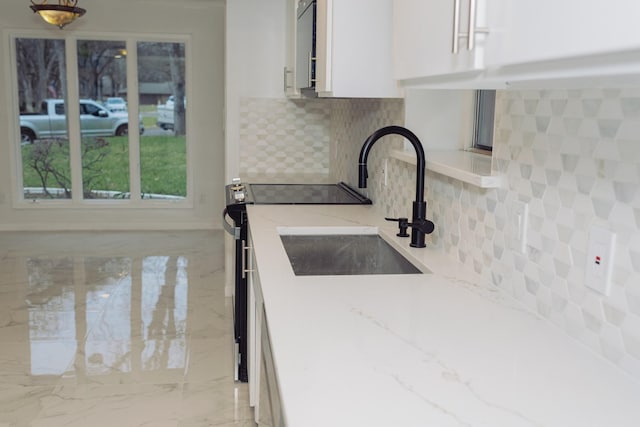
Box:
xmin=249 ymin=182 xmax=371 ymax=205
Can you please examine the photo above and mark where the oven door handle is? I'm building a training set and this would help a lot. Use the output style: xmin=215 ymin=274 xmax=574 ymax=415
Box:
xmin=222 ymin=208 xmax=241 ymax=239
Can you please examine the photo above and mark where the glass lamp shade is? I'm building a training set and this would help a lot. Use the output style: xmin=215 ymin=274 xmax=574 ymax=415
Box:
xmin=30 ymin=4 xmax=86 ymax=29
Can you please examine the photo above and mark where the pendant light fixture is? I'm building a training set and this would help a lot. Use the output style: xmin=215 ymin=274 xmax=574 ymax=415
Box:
xmin=30 ymin=0 xmax=86 ymax=29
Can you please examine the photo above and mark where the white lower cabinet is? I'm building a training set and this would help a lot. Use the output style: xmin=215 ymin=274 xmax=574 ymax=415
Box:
xmin=247 ymin=227 xmax=284 ymax=426
xmin=247 ymin=229 xmax=260 ymax=417
xmin=258 ymin=305 xmax=284 ymax=426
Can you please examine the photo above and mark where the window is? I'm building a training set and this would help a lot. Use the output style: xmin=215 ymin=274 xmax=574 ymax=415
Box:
xmin=14 ymin=34 xmax=189 ymax=203
xmin=77 ymin=39 xmax=131 ymax=199
xmin=472 ymin=90 xmax=496 ymax=151
xmin=17 ymin=38 xmax=71 ymax=199
xmin=137 ymin=41 xmax=187 ymax=199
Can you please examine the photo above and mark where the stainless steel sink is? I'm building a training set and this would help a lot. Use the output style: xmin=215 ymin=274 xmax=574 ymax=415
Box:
xmin=279 ymin=233 xmax=424 ymax=276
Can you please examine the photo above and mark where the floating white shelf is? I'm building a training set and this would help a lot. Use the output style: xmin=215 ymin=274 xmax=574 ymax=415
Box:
xmin=390 ymin=149 xmax=505 ymax=189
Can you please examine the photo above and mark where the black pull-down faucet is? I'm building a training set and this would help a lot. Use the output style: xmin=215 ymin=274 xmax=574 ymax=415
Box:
xmin=358 ymin=125 xmax=434 ymax=248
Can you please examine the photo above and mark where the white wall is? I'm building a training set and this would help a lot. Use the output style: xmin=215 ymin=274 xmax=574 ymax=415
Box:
xmin=0 ymin=0 xmax=225 ymax=230
xmin=404 ymin=89 xmax=474 ymax=151
xmin=225 ymin=0 xmax=287 ymax=182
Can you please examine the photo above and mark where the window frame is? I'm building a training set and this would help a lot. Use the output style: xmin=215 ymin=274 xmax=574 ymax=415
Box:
xmin=7 ymin=30 xmax=193 ymax=209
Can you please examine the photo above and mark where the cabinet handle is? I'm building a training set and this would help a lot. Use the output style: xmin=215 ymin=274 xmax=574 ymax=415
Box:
xmin=468 ymin=0 xmax=477 ymax=50
xmin=307 ymin=51 xmax=313 ymax=86
xmin=452 ymin=0 xmax=461 ymax=54
xmin=242 ymin=243 xmax=252 ymax=279
xmin=283 ymin=67 xmax=288 ymax=91
xmin=283 ymin=67 xmax=294 ymax=91
xmin=467 ymin=0 xmax=490 ymax=51
xmin=222 ymin=208 xmax=241 ymax=239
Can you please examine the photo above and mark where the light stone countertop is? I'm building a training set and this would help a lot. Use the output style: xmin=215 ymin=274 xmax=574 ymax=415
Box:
xmin=247 ymin=204 xmax=640 ymax=427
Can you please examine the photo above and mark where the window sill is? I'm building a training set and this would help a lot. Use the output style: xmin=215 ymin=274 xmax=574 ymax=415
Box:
xmin=389 ymin=149 xmax=505 ymax=189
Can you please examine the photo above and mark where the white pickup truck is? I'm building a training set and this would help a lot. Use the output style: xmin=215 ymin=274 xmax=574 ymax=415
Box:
xmin=156 ymin=96 xmax=186 ymax=131
xmin=20 ymin=99 xmax=143 ymax=144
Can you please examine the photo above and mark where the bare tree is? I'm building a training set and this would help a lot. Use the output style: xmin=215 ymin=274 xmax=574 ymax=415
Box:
xmin=16 ymin=38 xmax=65 ymax=112
xmin=28 ymin=138 xmax=110 ymax=199
xmin=138 ymin=41 xmax=186 ymax=134
xmin=77 ymin=40 xmax=126 ymax=100
xmin=168 ymin=43 xmax=186 ymax=136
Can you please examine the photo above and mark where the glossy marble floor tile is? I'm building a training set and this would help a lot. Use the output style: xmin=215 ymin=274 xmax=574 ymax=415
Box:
xmin=0 ymin=231 xmax=255 ymax=427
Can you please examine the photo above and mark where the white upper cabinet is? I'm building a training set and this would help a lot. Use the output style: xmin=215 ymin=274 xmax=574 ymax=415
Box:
xmin=394 ymin=0 xmax=640 ymax=87
xmin=315 ymin=0 xmax=400 ymax=98
xmin=393 ymin=0 xmax=505 ymax=81
xmin=495 ymin=1 xmax=640 ymax=68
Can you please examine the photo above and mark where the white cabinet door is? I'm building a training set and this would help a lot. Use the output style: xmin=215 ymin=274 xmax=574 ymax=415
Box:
xmin=493 ymin=1 xmax=640 ymax=68
xmin=247 ymin=228 xmax=263 ymax=420
xmin=393 ymin=0 xmax=505 ymax=80
xmin=315 ymin=0 xmax=400 ymax=97
xmin=395 ymin=0 xmax=640 ymax=86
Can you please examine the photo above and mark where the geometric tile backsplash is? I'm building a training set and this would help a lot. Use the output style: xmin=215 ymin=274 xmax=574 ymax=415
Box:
xmin=239 ymin=97 xmax=332 ymax=177
xmin=238 ymin=88 xmax=640 ymax=381
xmin=489 ymin=89 xmax=640 ymax=381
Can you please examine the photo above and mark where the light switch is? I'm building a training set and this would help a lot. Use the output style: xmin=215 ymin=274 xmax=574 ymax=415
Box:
xmin=585 ymin=225 xmax=616 ymax=296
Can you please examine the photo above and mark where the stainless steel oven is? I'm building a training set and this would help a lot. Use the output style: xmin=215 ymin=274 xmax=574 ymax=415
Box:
xmin=222 ymin=180 xmax=371 ymax=382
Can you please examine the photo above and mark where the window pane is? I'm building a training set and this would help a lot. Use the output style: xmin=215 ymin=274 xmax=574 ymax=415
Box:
xmin=16 ymin=38 xmax=72 ymax=199
xmin=77 ymin=40 xmax=130 ymax=199
xmin=138 ymin=42 xmax=187 ymax=200
xmin=474 ymin=90 xmax=496 ymax=151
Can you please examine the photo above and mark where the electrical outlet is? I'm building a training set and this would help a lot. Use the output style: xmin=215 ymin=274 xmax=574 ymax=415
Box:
xmin=509 ymin=201 xmax=528 ymax=254
xmin=585 ymin=225 xmax=616 ymax=296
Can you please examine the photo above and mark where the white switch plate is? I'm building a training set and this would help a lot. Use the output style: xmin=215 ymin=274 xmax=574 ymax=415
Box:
xmin=509 ymin=201 xmax=528 ymax=254
xmin=585 ymin=225 xmax=616 ymax=296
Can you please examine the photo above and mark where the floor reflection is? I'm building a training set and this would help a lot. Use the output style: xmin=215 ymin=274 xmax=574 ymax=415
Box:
xmin=26 ymin=257 xmax=77 ymax=377
xmin=0 ymin=230 xmax=255 ymax=426
xmin=25 ymin=255 xmax=191 ymax=378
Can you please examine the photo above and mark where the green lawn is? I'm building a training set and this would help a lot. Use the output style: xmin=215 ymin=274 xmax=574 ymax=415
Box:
xmin=140 ymin=104 xmax=162 ymax=130
xmin=140 ymin=135 xmax=187 ymax=196
xmin=22 ymin=135 xmax=186 ymax=198
xmin=142 ymin=115 xmax=157 ymax=129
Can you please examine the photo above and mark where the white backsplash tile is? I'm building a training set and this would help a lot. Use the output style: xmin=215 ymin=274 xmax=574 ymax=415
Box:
xmin=237 ymin=88 xmax=640 ymax=381
xmin=238 ymin=97 xmax=333 ymax=177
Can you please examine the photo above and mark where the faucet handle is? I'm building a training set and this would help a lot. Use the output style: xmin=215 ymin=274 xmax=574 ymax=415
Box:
xmin=409 ymin=219 xmax=435 ymax=235
xmin=384 ymin=217 xmax=410 ymax=237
